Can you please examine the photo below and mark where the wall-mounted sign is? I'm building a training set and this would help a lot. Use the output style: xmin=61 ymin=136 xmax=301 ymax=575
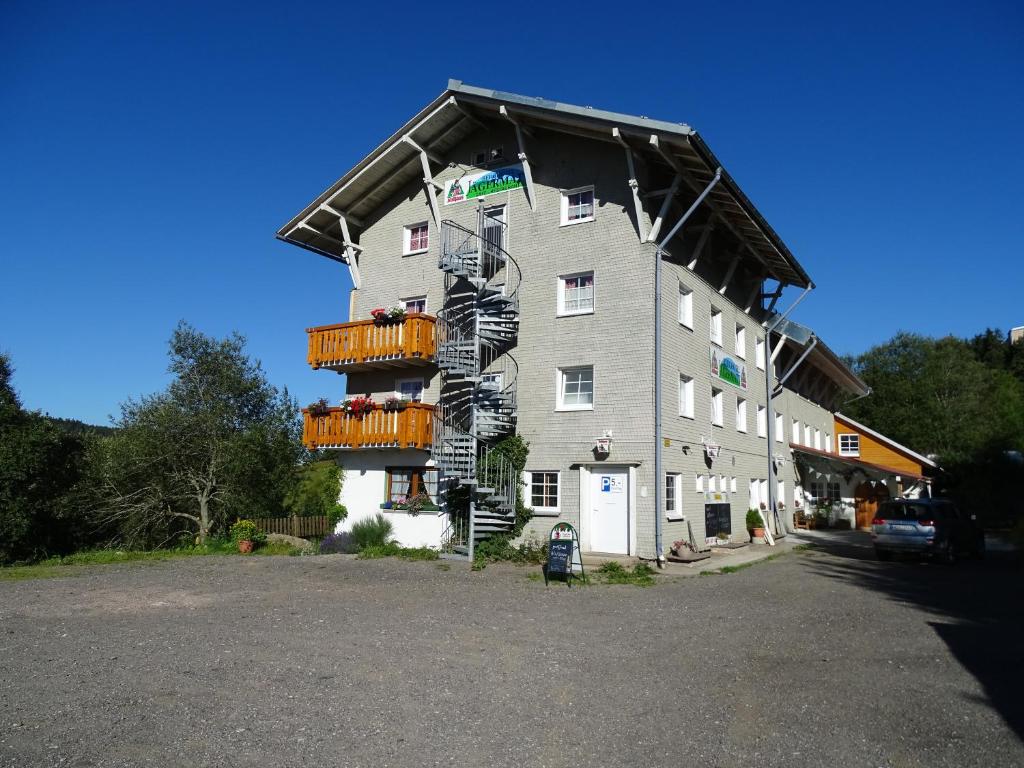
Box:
xmin=444 ymin=164 xmax=526 ymax=205
xmin=600 ymin=475 xmax=625 ymax=493
xmin=710 ymin=346 xmax=748 ymax=390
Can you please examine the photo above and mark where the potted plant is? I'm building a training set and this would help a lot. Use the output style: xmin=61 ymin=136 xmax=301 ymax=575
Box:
xmin=307 ymin=397 xmax=330 ymax=417
xmin=382 ymin=396 xmax=408 ymax=412
xmin=746 ymin=508 xmax=765 ymax=541
xmin=341 ymin=395 xmax=375 ymax=418
xmin=229 ymin=519 xmax=265 ymax=554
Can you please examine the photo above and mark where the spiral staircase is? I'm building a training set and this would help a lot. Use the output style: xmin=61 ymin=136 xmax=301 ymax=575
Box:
xmin=433 ymin=207 xmax=521 ymax=558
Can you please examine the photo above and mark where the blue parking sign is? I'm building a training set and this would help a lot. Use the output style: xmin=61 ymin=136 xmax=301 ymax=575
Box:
xmin=601 ymin=477 xmax=611 ymax=492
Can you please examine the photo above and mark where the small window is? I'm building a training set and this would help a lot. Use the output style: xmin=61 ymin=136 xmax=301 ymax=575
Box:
xmin=730 ymin=477 xmax=737 ymax=493
xmin=709 ymin=475 xmax=718 ymax=492
xmin=775 ymin=411 xmax=783 ymax=443
xmin=678 ymin=283 xmax=693 ymax=329
xmin=560 ymin=186 xmax=595 ymax=225
xmin=792 ymin=419 xmax=800 ymax=444
xmin=756 ymin=405 xmax=767 ymax=438
xmin=401 ymin=296 xmax=427 ymax=314
xmin=804 ymin=424 xmax=812 ymax=446
xmin=471 ymin=146 xmax=504 ymax=165
xmin=825 ymin=433 xmax=833 ymax=453
xmin=735 ymin=397 xmax=747 ymax=432
xmin=403 ymin=222 xmax=429 ymax=255
xmin=665 ymin=473 xmax=682 ymax=519
xmin=839 ymin=433 xmax=860 ymax=457
xmin=735 ymin=325 xmax=746 ymax=359
xmin=695 ymin=474 xmax=705 ymax=493
xmin=386 ymin=467 xmax=439 ymax=504
xmin=778 ymin=480 xmax=786 ymax=507
xmin=710 ymin=308 xmax=723 ymax=346
xmin=557 ymin=366 xmax=594 ymax=410
xmin=528 ymin=471 xmax=559 ymax=513
xmin=755 ymin=337 xmax=766 ymax=370
xmin=558 ymin=272 xmax=595 ymax=316
xmin=711 ymin=388 xmax=723 ymax=426
xmin=395 ymin=377 xmax=424 ymax=402
xmin=679 ymin=374 xmax=695 ymax=418
xmin=814 ymin=428 xmax=822 ymax=450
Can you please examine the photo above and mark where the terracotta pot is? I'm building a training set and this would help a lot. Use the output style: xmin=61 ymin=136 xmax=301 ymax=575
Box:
xmin=752 ymin=527 xmax=766 ymax=539
xmin=238 ymin=540 xmax=254 ymax=554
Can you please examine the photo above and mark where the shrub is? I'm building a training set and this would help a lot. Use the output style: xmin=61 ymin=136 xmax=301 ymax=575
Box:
xmin=229 ymin=519 xmax=265 ymax=544
xmin=327 ymin=503 xmax=347 ymax=529
xmin=350 ymin=513 xmax=393 ymax=551
xmin=358 ymin=543 xmax=438 ymax=561
xmin=745 ymin=509 xmax=763 ymax=530
xmin=319 ymin=532 xmax=357 ymax=554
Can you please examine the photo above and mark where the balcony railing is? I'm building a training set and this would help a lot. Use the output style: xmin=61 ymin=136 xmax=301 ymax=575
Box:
xmin=302 ymin=403 xmax=434 ymax=450
xmin=306 ymin=314 xmax=436 ymax=373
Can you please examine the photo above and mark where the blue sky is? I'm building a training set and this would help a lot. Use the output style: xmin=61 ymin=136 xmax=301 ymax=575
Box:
xmin=2 ymin=1 xmax=1021 ymax=424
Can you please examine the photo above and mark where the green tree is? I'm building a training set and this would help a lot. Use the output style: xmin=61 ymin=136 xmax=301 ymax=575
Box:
xmin=283 ymin=460 xmax=346 ymax=526
xmin=0 ymin=353 xmax=89 ymax=564
xmin=89 ymin=322 xmax=305 ymax=546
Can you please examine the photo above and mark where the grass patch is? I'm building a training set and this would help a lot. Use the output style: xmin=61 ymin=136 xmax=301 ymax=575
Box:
xmin=594 ymin=561 xmax=657 ymax=586
xmin=357 ymin=543 xmax=439 ymax=561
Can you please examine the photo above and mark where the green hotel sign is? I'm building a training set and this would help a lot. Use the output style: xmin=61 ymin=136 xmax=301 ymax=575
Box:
xmin=710 ymin=345 xmax=748 ymax=390
xmin=444 ymin=164 xmax=526 ymax=205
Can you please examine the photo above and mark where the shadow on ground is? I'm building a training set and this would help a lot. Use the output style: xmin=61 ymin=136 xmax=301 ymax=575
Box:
xmin=799 ymin=530 xmax=1024 ymax=742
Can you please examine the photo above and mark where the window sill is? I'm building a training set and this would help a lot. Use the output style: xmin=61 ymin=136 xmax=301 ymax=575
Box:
xmin=737 ymin=429 xmax=747 ymax=434
xmin=679 ymin=413 xmax=694 ymax=420
xmin=559 ymin=217 xmax=595 ymax=227
xmin=679 ymin=323 xmax=693 ymax=331
xmin=665 ymin=514 xmax=684 ymax=522
xmin=555 ymin=405 xmax=594 ymax=412
xmin=402 ymin=248 xmax=429 ymax=257
xmin=556 ymin=309 xmax=594 ymax=318
xmin=531 ymin=509 xmax=560 ymax=517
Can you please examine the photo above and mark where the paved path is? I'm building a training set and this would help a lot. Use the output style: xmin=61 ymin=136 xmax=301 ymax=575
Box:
xmin=1 ymin=534 xmax=1021 ymax=767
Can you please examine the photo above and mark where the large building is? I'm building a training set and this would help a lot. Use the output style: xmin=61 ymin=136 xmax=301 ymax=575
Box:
xmin=278 ymin=81 xmax=908 ymax=560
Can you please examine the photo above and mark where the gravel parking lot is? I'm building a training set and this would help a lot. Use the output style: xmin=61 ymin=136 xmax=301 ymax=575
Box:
xmin=1 ymin=533 xmax=1022 ymax=768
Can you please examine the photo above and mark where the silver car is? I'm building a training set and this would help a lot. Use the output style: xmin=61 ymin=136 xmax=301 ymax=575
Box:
xmin=871 ymin=498 xmax=984 ymax=563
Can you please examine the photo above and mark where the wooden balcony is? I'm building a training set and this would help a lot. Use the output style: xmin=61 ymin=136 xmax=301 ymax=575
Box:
xmin=307 ymin=314 xmax=436 ymax=373
xmin=302 ymin=403 xmax=434 ymax=450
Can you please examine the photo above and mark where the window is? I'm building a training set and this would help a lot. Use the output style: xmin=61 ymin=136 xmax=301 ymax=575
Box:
xmin=756 ymin=405 xmax=767 ymax=438
xmin=528 ymin=471 xmax=559 ymax=513
xmin=839 ymin=433 xmax=860 ymax=457
xmin=395 ymin=377 xmax=424 ymax=402
xmin=720 ymin=475 xmax=727 ymax=493
xmin=695 ymin=474 xmax=705 ymax=492
xmin=711 ymin=388 xmax=723 ymax=426
xmin=560 ymin=186 xmax=595 ymax=225
xmin=735 ymin=325 xmax=746 ymax=359
xmin=678 ymin=283 xmax=693 ymax=329
xmin=710 ymin=308 xmax=723 ymax=346
xmin=471 ymin=146 xmax=504 ymax=165
xmin=730 ymin=477 xmax=737 ymax=493
xmin=749 ymin=478 xmax=760 ymax=508
xmin=814 ymin=428 xmax=822 ymax=450
xmin=679 ymin=374 xmax=694 ymax=418
xmin=709 ymin=475 xmax=718 ymax=492
xmin=775 ymin=411 xmax=783 ymax=442
xmin=386 ymin=467 xmax=439 ymax=504
xmin=558 ymin=272 xmax=595 ymax=315
xmin=735 ymin=397 xmax=747 ymax=432
xmin=804 ymin=424 xmax=812 ymax=446
xmin=400 ymin=296 xmax=427 ymax=314
xmin=778 ymin=480 xmax=786 ymax=507
xmin=557 ymin=366 xmax=594 ymax=410
xmin=825 ymin=433 xmax=833 ymax=453
xmin=810 ymin=481 xmax=841 ymax=502
xmin=403 ymin=222 xmax=429 ymax=255
xmin=666 ymin=473 xmax=681 ymax=519
xmin=755 ymin=337 xmax=766 ymax=370
xmin=792 ymin=419 xmax=800 ymax=444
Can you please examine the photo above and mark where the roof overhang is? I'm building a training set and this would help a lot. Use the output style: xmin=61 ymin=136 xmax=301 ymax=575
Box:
xmin=276 ymin=80 xmax=813 ymax=288
xmin=790 ymin=444 xmax=927 ymax=482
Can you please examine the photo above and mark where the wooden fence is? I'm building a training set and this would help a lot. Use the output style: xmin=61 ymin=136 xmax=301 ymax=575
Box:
xmin=255 ymin=515 xmax=333 ymax=538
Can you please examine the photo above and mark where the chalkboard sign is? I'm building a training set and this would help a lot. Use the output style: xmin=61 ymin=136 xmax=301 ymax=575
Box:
xmin=705 ymin=502 xmax=732 ymax=540
xmin=545 ymin=523 xmax=584 ymax=587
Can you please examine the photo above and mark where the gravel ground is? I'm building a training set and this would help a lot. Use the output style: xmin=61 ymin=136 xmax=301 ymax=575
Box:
xmin=1 ymin=533 xmax=1022 ymax=768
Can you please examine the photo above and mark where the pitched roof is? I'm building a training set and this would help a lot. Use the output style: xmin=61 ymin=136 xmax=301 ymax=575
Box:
xmin=277 ymin=80 xmax=812 ymax=287
xmin=833 ymin=413 xmax=939 ymax=469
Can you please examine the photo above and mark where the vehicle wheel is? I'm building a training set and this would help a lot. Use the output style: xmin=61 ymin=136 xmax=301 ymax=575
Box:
xmin=875 ymin=549 xmax=891 ymax=562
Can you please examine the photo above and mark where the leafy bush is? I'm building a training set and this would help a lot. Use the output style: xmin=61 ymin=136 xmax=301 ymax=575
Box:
xmin=358 ymin=543 xmax=438 ymax=561
xmin=350 ymin=514 xmax=393 ymax=551
xmin=319 ymin=532 xmax=357 ymax=554
xmin=327 ymin=504 xmax=347 ymax=529
xmin=229 ymin=519 xmax=265 ymax=544
xmin=596 ymin=561 xmax=656 ymax=586
xmin=745 ymin=509 xmax=763 ymax=529
xmin=473 ymin=536 xmax=546 ymax=566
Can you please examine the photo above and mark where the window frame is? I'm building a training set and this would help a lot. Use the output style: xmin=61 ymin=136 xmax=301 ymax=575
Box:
xmin=559 ymin=185 xmax=596 ymax=226
xmin=402 ymin=222 xmax=430 ymax=256
xmin=526 ymin=470 xmax=560 ymax=515
xmin=385 ymin=466 xmax=439 ymax=504
xmin=394 ymin=377 xmax=425 ymax=402
xmin=735 ymin=397 xmax=747 ymax=433
xmin=556 ymin=365 xmax=595 ymax=411
xmin=734 ymin=324 xmax=746 ymax=359
xmin=711 ymin=387 xmax=724 ymax=427
xmin=838 ymin=433 xmax=860 ymax=457
xmin=678 ymin=374 xmax=694 ymax=419
xmin=755 ymin=337 xmax=766 ymax=370
xmin=557 ymin=271 xmax=596 ymax=317
xmin=695 ymin=474 xmax=705 ymax=493
xmin=756 ymin=405 xmax=767 ymax=438
xmin=665 ymin=472 xmax=682 ymax=520
xmin=400 ymin=295 xmax=428 ymax=314
xmin=710 ymin=307 xmax=723 ymax=346
xmin=775 ymin=411 xmax=784 ymax=443
xmin=678 ymin=282 xmax=693 ymax=329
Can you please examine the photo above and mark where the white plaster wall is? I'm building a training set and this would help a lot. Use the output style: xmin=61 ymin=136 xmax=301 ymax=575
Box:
xmin=335 ymin=450 xmax=445 ymax=549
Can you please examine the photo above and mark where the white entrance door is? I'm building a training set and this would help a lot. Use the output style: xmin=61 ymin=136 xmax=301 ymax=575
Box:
xmin=589 ymin=469 xmax=629 ymax=554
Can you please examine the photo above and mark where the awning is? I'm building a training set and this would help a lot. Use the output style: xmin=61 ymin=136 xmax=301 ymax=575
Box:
xmin=789 ymin=444 xmax=926 ymax=484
